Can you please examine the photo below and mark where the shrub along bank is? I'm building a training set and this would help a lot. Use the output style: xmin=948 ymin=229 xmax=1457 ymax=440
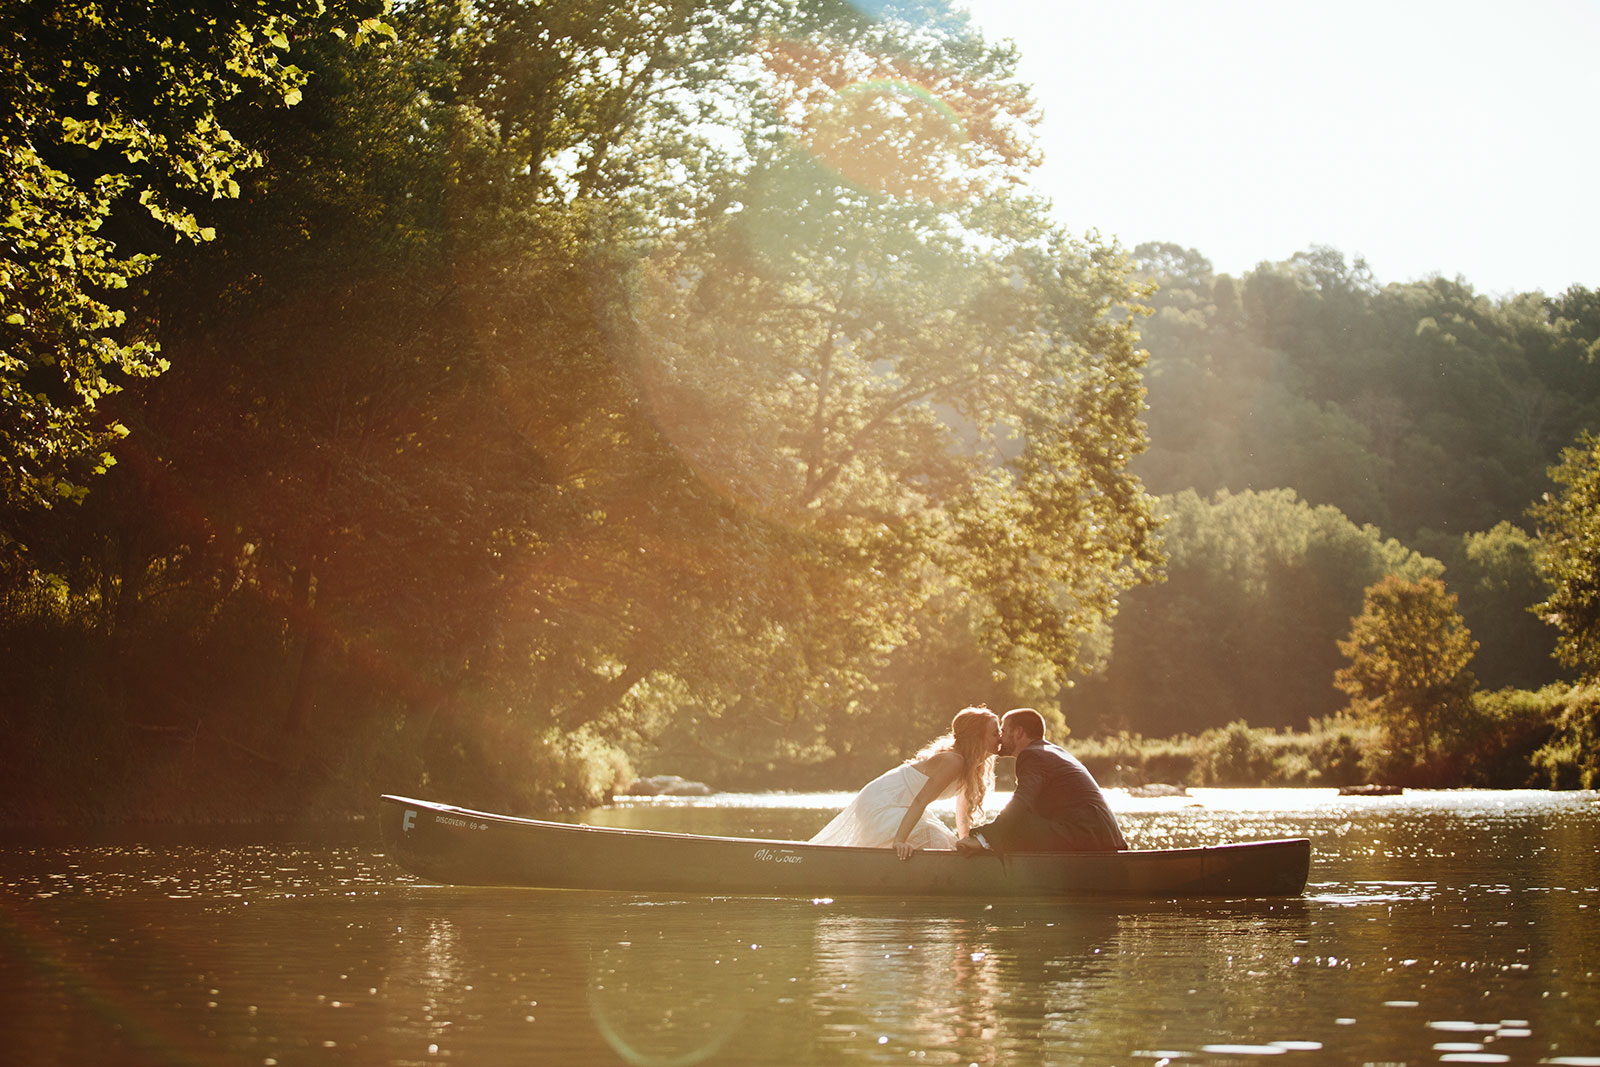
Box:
xmin=1070 ymin=684 xmax=1599 ymax=791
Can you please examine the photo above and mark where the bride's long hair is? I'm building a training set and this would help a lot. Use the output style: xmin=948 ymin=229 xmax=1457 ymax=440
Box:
xmin=912 ymin=706 xmax=999 ymax=818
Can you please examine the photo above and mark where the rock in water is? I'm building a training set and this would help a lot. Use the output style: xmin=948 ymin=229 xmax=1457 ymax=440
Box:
xmin=626 ymin=775 xmax=714 ymax=796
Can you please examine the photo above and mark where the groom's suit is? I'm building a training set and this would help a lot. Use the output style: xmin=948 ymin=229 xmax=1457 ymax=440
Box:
xmin=974 ymin=739 xmax=1127 ymax=852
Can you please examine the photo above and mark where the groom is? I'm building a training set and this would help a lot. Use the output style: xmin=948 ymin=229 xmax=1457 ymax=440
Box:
xmin=956 ymin=708 xmax=1127 ymax=854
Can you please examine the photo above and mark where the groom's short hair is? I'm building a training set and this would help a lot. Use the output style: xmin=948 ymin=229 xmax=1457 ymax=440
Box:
xmin=1001 ymin=708 xmax=1046 ymax=741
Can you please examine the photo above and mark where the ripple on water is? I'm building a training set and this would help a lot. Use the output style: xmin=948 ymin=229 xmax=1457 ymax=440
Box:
xmin=1308 ymin=879 xmax=1435 ymax=906
xmin=2 ymin=788 xmax=1596 ymax=1067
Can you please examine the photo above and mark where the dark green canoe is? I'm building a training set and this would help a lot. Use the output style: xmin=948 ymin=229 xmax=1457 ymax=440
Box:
xmin=380 ymin=795 xmax=1310 ymax=898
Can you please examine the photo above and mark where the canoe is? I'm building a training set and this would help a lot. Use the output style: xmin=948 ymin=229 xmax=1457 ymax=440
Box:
xmin=380 ymin=795 xmax=1311 ymax=898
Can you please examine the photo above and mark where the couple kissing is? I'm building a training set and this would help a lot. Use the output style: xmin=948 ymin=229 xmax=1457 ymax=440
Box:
xmin=809 ymin=706 xmax=1128 ymax=858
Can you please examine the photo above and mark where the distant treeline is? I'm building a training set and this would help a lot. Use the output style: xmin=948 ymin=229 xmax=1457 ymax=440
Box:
xmin=1061 ymin=245 xmax=1598 ymax=740
xmin=3 ymin=3 xmax=1598 ymax=824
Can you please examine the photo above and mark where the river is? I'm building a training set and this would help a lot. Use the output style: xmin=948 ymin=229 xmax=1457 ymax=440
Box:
xmin=2 ymin=788 xmax=1596 ymax=1066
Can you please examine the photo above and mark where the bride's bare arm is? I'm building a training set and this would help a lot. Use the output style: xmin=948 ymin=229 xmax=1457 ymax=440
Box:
xmin=955 ymin=792 xmax=973 ymax=839
xmin=892 ymin=751 xmax=962 ymax=859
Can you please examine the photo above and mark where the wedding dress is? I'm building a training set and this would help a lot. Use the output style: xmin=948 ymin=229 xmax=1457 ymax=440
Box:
xmin=808 ymin=762 xmax=960 ymax=848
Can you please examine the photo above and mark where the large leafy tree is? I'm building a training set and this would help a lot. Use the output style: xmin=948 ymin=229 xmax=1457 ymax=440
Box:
xmin=1529 ymin=431 xmax=1600 ymax=681
xmin=628 ymin=18 xmax=1159 ymax=756
xmin=1335 ymin=574 xmax=1478 ymax=766
xmin=5 ymin=0 xmax=1166 ymax=811
xmin=390 ymin=0 xmax=1161 ymax=763
xmin=0 ymin=0 xmax=386 ymax=518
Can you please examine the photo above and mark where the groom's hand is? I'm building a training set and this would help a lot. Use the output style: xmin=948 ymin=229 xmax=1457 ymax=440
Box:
xmin=955 ymin=835 xmax=987 ymax=856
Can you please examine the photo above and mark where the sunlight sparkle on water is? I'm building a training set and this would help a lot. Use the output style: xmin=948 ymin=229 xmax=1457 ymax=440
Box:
xmin=4 ymin=788 xmax=1597 ymax=1065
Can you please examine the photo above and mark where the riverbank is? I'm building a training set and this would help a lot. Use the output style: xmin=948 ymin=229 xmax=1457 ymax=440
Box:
xmin=1068 ymin=685 xmax=1598 ymax=792
xmin=5 ymin=684 xmax=1593 ymax=828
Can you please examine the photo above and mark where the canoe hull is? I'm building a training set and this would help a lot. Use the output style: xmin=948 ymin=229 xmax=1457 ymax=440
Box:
xmin=379 ymin=794 xmax=1310 ymax=899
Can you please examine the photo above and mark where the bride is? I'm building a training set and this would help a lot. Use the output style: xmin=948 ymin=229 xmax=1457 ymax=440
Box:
xmin=809 ymin=707 xmax=1001 ymax=858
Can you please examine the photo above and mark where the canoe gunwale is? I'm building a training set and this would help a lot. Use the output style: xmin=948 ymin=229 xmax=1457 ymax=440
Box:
xmin=380 ymin=793 xmax=1304 ymax=861
xmin=378 ymin=794 xmax=1312 ymax=898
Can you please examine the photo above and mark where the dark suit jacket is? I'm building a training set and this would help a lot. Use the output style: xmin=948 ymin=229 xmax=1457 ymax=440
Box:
xmin=978 ymin=739 xmax=1127 ymax=852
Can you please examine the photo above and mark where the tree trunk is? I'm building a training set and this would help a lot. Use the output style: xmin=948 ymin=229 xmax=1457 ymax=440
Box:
xmin=565 ymin=659 xmax=650 ymax=730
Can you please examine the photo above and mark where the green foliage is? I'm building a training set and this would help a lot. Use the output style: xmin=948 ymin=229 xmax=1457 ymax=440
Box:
xmin=1134 ymin=244 xmax=1600 ymax=549
xmin=1444 ymin=686 xmax=1562 ymax=788
xmin=1068 ymin=702 xmax=1569 ymax=791
xmin=1070 ymin=731 xmax=1197 ymax=788
xmin=1091 ymin=245 xmax=1599 ymax=734
xmin=1066 ymin=487 xmax=1440 ymax=735
xmin=1418 ymin=522 xmax=1562 ymax=690
xmin=421 ymin=712 xmax=636 ymax=814
xmin=1 ymin=0 xmax=1167 ymax=817
xmin=8 ymin=0 xmax=1594 ymax=817
xmin=637 ymin=140 xmax=1159 ymax=725
xmin=1336 ymin=574 xmax=1479 ymax=772
xmin=1307 ymin=722 xmax=1369 ymax=788
xmin=0 ymin=0 xmax=389 ymax=515
xmin=1529 ymin=684 xmax=1600 ymax=789
xmin=1199 ymin=720 xmax=1279 ymax=786
xmin=1070 ymin=716 xmax=1379 ymax=789
xmin=1529 ymin=432 xmax=1600 ymax=681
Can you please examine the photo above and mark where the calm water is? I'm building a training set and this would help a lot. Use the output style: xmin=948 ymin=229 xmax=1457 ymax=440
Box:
xmin=2 ymin=789 xmax=1597 ymax=1066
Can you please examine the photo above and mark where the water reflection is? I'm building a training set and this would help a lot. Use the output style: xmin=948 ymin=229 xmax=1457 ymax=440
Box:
xmin=808 ymin=903 xmax=1024 ymax=1062
xmin=366 ymin=893 xmax=1321 ymax=1065
xmin=586 ymin=903 xmax=767 ymax=1066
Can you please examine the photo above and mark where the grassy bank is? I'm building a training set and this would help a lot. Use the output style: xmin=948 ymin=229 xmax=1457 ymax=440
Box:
xmin=1071 ymin=684 xmax=1600 ymax=791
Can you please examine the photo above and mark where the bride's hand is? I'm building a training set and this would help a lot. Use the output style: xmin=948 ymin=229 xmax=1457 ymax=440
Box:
xmin=894 ymin=840 xmax=915 ymax=860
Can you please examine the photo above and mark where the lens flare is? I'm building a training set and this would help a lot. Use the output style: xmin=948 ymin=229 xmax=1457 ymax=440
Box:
xmin=802 ymin=77 xmax=970 ymax=200
xmin=757 ymin=37 xmax=999 ymax=204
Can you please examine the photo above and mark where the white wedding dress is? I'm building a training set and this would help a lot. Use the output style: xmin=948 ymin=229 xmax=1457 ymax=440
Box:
xmin=809 ymin=763 xmax=960 ymax=849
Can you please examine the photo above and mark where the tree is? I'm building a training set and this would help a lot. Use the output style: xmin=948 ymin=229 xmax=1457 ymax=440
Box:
xmin=1335 ymin=574 xmax=1478 ymax=768
xmin=2 ymin=0 xmax=1168 ymax=811
xmin=634 ymin=148 xmax=1159 ymax=748
xmin=1419 ymin=521 xmax=1562 ymax=690
xmin=1529 ymin=431 xmax=1600 ymax=681
xmin=1068 ymin=488 xmax=1440 ymax=736
xmin=0 ymin=0 xmax=387 ymax=518
xmin=1133 ymin=248 xmax=1600 ymax=554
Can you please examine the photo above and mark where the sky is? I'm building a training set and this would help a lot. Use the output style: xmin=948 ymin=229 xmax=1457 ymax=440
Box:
xmin=956 ymin=0 xmax=1599 ymax=296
